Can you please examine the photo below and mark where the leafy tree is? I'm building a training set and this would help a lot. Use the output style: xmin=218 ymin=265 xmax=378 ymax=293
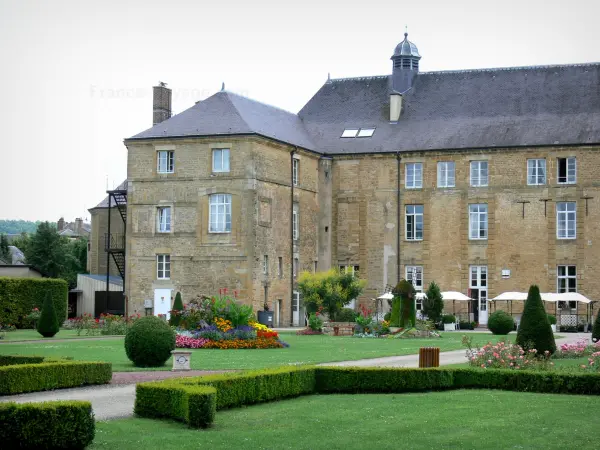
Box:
xmin=298 ymin=269 xmax=366 ymax=320
xmin=390 ymin=297 xmax=401 ymax=327
xmin=0 ymin=234 xmax=10 ymax=263
xmin=516 ymin=285 xmax=556 ymax=354
xmin=0 ymin=219 xmax=46 ymax=234
xmin=424 ymin=281 xmax=444 ymax=323
xmin=10 ymin=232 xmax=31 ymax=256
xmin=37 ymin=292 xmax=60 ymax=338
xmin=393 ymin=280 xmax=416 ymax=328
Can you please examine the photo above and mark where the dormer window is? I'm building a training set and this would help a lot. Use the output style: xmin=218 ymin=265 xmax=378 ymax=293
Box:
xmin=341 ymin=128 xmax=376 ymax=138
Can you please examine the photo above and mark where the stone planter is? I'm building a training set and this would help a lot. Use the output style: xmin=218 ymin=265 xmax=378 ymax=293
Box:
xmin=322 ymin=322 xmax=355 ymax=336
xmin=257 ymin=311 xmax=274 ymax=328
xmin=443 ymin=323 xmax=456 ymax=331
xmin=171 ymin=350 xmax=192 ymax=371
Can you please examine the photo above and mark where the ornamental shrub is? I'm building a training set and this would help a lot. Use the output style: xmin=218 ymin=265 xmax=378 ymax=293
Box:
xmin=0 ymin=401 xmax=95 ymax=448
xmin=125 ymin=316 xmax=176 ymax=367
xmin=335 ymin=308 xmax=357 ymax=322
xmin=442 ymin=314 xmax=456 ymax=324
xmin=488 ymin=311 xmax=515 ymax=335
xmin=516 ymin=285 xmax=556 ymax=355
xmin=592 ymin=310 xmax=600 ymax=343
xmin=170 ymin=292 xmax=184 ymax=327
xmin=390 ymin=297 xmax=401 ymax=327
xmin=393 ymin=280 xmax=416 ymax=328
xmin=547 ymin=314 xmax=557 ymax=325
xmin=0 ymin=277 xmax=67 ymax=328
xmin=37 ymin=292 xmax=60 ymax=338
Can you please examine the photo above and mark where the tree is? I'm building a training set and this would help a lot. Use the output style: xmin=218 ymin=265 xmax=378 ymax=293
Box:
xmin=423 ymin=281 xmax=444 ymax=323
xmin=516 ymin=285 xmax=556 ymax=354
xmin=298 ymin=269 xmax=366 ymax=320
xmin=37 ymin=292 xmax=60 ymax=338
xmin=393 ymin=280 xmax=416 ymax=328
xmin=390 ymin=297 xmax=401 ymax=327
xmin=170 ymin=292 xmax=184 ymax=326
xmin=0 ymin=234 xmax=10 ymax=263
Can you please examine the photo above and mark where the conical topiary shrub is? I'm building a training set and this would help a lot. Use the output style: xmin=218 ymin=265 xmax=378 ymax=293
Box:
xmin=592 ymin=309 xmax=600 ymax=343
xmin=169 ymin=291 xmax=184 ymax=327
xmin=37 ymin=292 xmax=59 ymax=338
xmin=516 ymin=285 xmax=556 ymax=354
xmin=390 ymin=297 xmax=401 ymax=327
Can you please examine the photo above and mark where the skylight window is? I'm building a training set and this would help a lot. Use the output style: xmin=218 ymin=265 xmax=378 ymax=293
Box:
xmin=341 ymin=128 xmax=376 ymax=138
xmin=341 ymin=129 xmax=359 ymax=138
xmin=357 ymin=128 xmax=375 ymax=137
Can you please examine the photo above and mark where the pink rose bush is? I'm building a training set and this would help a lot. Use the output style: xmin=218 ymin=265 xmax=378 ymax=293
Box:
xmin=176 ymin=334 xmax=209 ymax=349
xmin=463 ymin=336 xmax=553 ymax=371
xmin=556 ymin=339 xmax=600 ymax=359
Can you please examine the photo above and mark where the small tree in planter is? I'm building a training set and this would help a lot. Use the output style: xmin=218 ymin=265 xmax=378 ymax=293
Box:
xmin=423 ymin=281 xmax=444 ymax=324
xmin=516 ymin=285 xmax=556 ymax=354
xmin=169 ymin=292 xmax=184 ymax=327
xmin=37 ymin=292 xmax=60 ymax=338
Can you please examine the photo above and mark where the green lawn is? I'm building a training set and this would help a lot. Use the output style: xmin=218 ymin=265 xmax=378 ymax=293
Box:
xmin=0 ymin=329 xmax=111 ymax=342
xmin=0 ymin=332 xmax=505 ymax=372
xmin=92 ymin=390 xmax=600 ymax=449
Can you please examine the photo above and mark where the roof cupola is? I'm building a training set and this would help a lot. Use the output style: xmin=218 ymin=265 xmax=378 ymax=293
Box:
xmin=390 ymin=32 xmax=421 ymax=94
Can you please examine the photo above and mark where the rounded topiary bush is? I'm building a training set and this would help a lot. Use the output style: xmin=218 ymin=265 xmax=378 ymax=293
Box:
xmin=335 ymin=308 xmax=357 ymax=322
xmin=488 ymin=311 xmax=515 ymax=335
xmin=125 ymin=316 xmax=176 ymax=367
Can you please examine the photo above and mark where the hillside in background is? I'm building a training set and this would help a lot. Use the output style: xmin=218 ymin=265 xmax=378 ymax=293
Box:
xmin=0 ymin=220 xmax=50 ymax=235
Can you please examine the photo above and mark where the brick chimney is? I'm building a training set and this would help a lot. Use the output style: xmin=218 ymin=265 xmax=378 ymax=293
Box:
xmin=57 ymin=217 xmax=65 ymax=231
xmin=153 ymin=82 xmax=172 ymax=125
xmin=75 ymin=218 xmax=83 ymax=235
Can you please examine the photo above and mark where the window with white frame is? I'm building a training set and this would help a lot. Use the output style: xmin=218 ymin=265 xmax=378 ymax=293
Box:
xmin=437 ymin=161 xmax=455 ymax=188
xmin=557 ymin=265 xmax=577 ymax=309
xmin=157 ymin=254 xmax=171 ymax=279
xmin=405 ymin=205 xmax=423 ymax=240
xmin=292 ymin=159 xmax=299 ymax=186
xmin=212 ymin=149 xmax=230 ymax=172
xmin=469 ymin=204 xmax=488 ymax=240
xmin=405 ymin=163 xmax=423 ymax=189
xmin=527 ymin=159 xmax=546 ymax=185
xmin=157 ymin=207 xmax=171 ymax=233
xmin=157 ymin=151 xmax=174 ymax=173
xmin=556 ymin=202 xmax=576 ymax=239
xmin=470 ymin=161 xmax=488 ymax=187
xmin=406 ymin=266 xmax=423 ymax=310
xmin=557 ymin=157 xmax=576 ymax=184
xmin=263 ymin=255 xmax=269 ymax=275
xmin=209 ymin=194 xmax=232 ymax=233
xmin=293 ymin=208 xmax=299 ymax=240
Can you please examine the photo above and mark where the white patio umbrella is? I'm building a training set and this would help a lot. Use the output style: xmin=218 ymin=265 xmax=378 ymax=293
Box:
xmin=441 ymin=291 xmax=472 ymax=317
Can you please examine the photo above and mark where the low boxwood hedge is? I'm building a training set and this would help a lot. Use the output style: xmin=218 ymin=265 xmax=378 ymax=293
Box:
xmin=0 ymin=400 xmax=95 ymax=449
xmin=0 ymin=355 xmax=45 ymax=366
xmin=0 ymin=361 xmax=112 ymax=395
xmin=135 ymin=366 xmax=600 ymax=429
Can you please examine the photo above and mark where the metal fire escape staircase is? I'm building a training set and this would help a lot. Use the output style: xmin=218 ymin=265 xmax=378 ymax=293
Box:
xmin=104 ymin=188 xmax=127 ymax=283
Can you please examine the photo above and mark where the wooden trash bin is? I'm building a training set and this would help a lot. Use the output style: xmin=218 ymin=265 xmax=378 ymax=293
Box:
xmin=419 ymin=347 xmax=440 ymax=368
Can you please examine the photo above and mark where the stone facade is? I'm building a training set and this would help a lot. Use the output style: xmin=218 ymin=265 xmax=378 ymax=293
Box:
xmin=87 ymin=207 xmax=124 ymax=277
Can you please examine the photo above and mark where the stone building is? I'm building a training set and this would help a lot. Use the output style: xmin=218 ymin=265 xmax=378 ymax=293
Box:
xmin=122 ymin=34 xmax=600 ymax=326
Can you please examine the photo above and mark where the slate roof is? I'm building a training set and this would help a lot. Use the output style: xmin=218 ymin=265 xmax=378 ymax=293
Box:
xmin=126 ymin=63 xmax=600 ymax=155
xmin=91 ymin=180 xmax=128 ymax=210
xmin=128 ymin=91 xmax=317 ymax=151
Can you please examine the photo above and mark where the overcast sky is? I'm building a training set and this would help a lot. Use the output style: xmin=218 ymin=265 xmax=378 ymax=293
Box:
xmin=1 ymin=0 xmax=599 ymax=222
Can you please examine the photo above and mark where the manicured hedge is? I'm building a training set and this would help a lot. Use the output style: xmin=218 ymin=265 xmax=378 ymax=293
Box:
xmin=135 ymin=366 xmax=600 ymax=429
xmin=0 ymin=277 xmax=68 ymax=328
xmin=0 ymin=400 xmax=95 ymax=449
xmin=0 ymin=361 xmax=112 ymax=395
xmin=0 ymin=355 xmax=45 ymax=366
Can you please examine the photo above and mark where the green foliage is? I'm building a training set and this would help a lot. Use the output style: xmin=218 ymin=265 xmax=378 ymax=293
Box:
xmin=0 ymin=233 xmax=10 ymax=263
xmin=592 ymin=310 xmax=600 ymax=343
xmin=170 ymin=292 xmax=184 ymax=327
xmin=383 ymin=312 xmax=391 ymax=322
xmin=0 ymin=361 xmax=112 ymax=395
xmin=125 ymin=316 xmax=176 ymax=367
xmin=488 ymin=311 xmax=515 ymax=335
xmin=547 ymin=314 xmax=557 ymax=325
xmin=298 ymin=269 xmax=366 ymax=319
xmin=390 ymin=297 xmax=401 ymax=327
xmin=442 ymin=314 xmax=456 ymax=324
xmin=335 ymin=308 xmax=357 ymax=322
xmin=308 ymin=312 xmax=323 ymax=331
xmin=0 ymin=355 xmax=45 ymax=366
xmin=393 ymin=280 xmax=416 ymax=328
xmin=37 ymin=292 xmax=60 ymax=337
xmin=0 ymin=220 xmax=44 ymax=235
xmin=0 ymin=400 xmax=95 ymax=449
xmin=0 ymin=277 xmax=67 ymax=328
xmin=424 ymin=281 xmax=444 ymax=323
xmin=516 ymin=285 xmax=556 ymax=354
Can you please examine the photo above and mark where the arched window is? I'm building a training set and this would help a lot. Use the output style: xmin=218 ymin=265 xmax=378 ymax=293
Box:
xmin=209 ymin=194 xmax=232 ymax=233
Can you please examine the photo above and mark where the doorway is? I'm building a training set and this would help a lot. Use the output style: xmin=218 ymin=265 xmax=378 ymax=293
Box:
xmin=470 ymin=266 xmax=488 ymax=325
xmin=292 ymin=291 xmax=300 ymax=326
xmin=154 ymin=288 xmax=172 ymax=320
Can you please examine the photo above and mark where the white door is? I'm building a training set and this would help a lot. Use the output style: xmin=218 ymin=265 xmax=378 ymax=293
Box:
xmin=470 ymin=266 xmax=488 ymax=325
xmin=154 ymin=288 xmax=172 ymax=320
xmin=292 ymin=291 xmax=300 ymax=326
